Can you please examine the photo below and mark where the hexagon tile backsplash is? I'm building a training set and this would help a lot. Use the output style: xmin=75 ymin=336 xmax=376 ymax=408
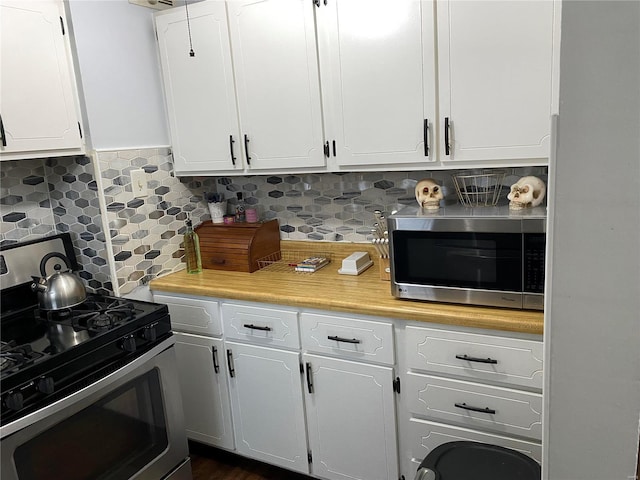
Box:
xmin=2 ymin=148 xmax=547 ymax=296
xmin=0 ymin=156 xmax=112 ymax=294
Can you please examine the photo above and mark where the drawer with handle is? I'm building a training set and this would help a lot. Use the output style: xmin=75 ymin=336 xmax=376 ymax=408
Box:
xmin=300 ymin=313 xmax=394 ymax=365
xmin=405 ymin=326 xmax=543 ymax=389
xmin=222 ymin=303 xmax=300 ymax=349
xmin=406 ymin=372 xmax=542 ymax=440
xmin=154 ymin=293 xmax=221 ymax=336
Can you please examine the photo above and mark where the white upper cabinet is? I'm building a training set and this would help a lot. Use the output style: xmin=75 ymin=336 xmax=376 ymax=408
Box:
xmin=437 ymin=0 xmax=559 ymax=163
xmin=0 ymin=0 xmax=84 ymax=161
xmin=156 ymin=0 xmax=325 ymax=175
xmin=227 ymin=0 xmax=325 ymax=171
xmin=155 ymin=0 xmax=560 ymax=174
xmin=155 ymin=1 xmax=241 ymax=174
xmin=317 ymin=0 xmax=437 ymax=168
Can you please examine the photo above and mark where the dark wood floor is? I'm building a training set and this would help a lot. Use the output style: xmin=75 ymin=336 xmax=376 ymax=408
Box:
xmin=189 ymin=441 xmax=312 ymax=480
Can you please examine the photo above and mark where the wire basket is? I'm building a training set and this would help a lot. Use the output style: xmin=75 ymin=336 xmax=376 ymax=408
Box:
xmin=452 ymin=171 xmax=507 ymax=207
xmin=257 ymin=251 xmax=332 ymax=274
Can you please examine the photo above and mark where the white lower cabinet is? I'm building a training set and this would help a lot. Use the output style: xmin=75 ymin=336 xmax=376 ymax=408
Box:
xmin=398 ymin=324 xmax=543 ymax=479
xmin=304 ymin=354 xmax=398 ymax=480
xmin=173 ymin=332 xmax=234 ymax=449
xmin=155 ymin=292 xmax=543 ymax=480
xmin=225 ymin=340 xmax=310 ymax=475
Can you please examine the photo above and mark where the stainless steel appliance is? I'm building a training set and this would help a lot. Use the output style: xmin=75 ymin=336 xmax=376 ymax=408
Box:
xmin=0 ymin=234 xmax=191 ymax=479
xmin=388 ymin=205 xmax=546 ymax=310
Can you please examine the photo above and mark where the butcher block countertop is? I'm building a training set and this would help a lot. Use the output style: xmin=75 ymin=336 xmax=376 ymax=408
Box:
xmin=149 ymin=240 xmax=544 ymax=335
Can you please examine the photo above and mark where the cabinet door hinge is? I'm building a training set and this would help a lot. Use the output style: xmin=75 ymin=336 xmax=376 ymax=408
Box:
xmin=59 ymin=16 xmax=65 ymax=35
xmin=308 ymin=451 xmax=313 ymax=463
xmin=77 ymin=122 xmax=83 ymax=139
xmin=393 ymin=377 xmax=401 ymax=394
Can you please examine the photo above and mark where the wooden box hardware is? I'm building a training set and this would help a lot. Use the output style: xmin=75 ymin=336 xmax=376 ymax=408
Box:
xmin=195 ymin=219 xmax=281 ymax=273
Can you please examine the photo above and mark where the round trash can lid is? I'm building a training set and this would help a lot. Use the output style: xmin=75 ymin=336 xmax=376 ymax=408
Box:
xmin=419 ymin=441 xmax=541 ymax=480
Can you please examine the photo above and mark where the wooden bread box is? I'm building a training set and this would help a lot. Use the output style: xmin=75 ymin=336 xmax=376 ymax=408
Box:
xmin=195 ymin=219 xmax=281 ymax=273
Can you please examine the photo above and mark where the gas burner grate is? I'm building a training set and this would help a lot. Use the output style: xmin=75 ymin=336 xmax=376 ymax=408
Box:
xmin=39 ymin=298 xmax=138 ymax=333
xmin=0 ymin=342 xmax=43 ymax=374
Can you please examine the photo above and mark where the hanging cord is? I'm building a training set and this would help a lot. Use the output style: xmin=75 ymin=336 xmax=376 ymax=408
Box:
xmin=185 ymin=0 xmax=195 ymax=57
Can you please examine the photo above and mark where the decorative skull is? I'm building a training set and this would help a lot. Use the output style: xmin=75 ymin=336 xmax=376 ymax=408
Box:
xmin=507 ymin=176 xmax=546 ymax=210
xmin=415 ymin=178 xmax=443 ymax=210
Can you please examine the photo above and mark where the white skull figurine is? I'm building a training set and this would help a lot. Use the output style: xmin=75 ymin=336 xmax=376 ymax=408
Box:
xmin=507 ymin=176 xmax=546 ymax=210
xmin=415 ymin=178 xmax=443 ymax=210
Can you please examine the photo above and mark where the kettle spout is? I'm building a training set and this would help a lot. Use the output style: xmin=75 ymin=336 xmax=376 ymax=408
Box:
xmin=31 ymin=276 xmax=48 ymax=293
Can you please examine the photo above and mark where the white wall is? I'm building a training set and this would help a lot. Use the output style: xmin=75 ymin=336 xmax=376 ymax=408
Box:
xmin=66 ymin=0 xmax=170 ymax=150
xmin=544 ymin=1 xmax=640 ymax=479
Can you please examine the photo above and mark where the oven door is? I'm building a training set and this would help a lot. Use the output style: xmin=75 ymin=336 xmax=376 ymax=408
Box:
xmin=0 ymin=338 xmax=190 ymax=480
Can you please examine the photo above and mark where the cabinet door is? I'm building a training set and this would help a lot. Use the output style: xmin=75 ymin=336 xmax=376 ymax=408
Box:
xmin=226 ymin=341 xmax=309 ymax=474
xmin=318 ymin=0 xmax=437 ymax=167
xmin=304 ymin=354 xmax=398 ymax=480
xmin=403 ymin=417 xmax=541 ymax=476
xmin=0 ymin=0 xmax=83 ymax=159
xmin=174 ymin=332 xmax=234 ymax=450
xmin=227 ymin=0 xmax=325 ymax=170
xmin=437 ymin=0 xmax=557 ymax=162
xmin=155 ymin=1 xmax=242 ymax=174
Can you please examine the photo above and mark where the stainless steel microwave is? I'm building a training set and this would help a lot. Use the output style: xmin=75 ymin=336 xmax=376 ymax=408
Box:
xmin=388 ymin=205 xmax=546 ymax=310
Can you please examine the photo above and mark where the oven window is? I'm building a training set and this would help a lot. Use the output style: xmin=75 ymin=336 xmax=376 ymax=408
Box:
xmin=13 ymin=368 xmax=168 ymax=480
xmin=393 ymin=231 xmax=522 ymax=291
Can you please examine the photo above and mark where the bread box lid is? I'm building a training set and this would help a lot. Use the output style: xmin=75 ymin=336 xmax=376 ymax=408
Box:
xmin=195 ymin=219 xmax=280 ymax=273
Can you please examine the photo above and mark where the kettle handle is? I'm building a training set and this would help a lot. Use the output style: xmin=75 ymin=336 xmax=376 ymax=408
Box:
xmin=40 ymin=252 xmax=72 ymax=277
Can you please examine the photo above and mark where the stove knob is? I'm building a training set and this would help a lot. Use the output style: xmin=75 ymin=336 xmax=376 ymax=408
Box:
xmin=36 ymin=377 xmax=55 ymax=394
xmin=4 ymin=391 xmax=24 ymax=411
xmin=142 ymin=325 xmax=157 ymax=342
xmin=122 ymin=335 xmax=137 ymax=353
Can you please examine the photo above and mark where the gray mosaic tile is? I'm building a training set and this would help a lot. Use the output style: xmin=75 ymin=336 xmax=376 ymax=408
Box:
xmin=2 ymin=149 xmax=546 ymax=296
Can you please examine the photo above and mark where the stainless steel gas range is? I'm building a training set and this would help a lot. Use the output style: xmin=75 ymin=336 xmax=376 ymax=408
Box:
xmin=0 ymin=234 xmax=191 ymax=480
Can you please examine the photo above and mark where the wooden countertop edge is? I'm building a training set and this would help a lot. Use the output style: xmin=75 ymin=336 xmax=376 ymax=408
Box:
xmin=149 ymin=271 xmax=543 ymax=335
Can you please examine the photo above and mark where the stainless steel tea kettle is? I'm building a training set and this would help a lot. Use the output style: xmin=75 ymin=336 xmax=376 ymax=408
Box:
xmin=32 ymin=252 xmax=87 ymax=311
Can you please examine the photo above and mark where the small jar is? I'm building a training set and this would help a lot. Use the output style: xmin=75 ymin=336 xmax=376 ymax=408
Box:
xmin=223 ymin=214 xmax=235 ymax=224
xmin=245 ymin=208 xmax=258 ymax=223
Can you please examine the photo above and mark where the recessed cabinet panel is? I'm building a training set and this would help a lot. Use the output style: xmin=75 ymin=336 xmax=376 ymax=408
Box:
xmin=304 ymin=354 xmax=398 ymax=480
xmin=405 ymin=417 xmax=541 ymax=472
xmin=226 ymin=341 xmax=309 ymax=474
xmin=222 ymin=303 xmax=300 ymax=349
xmin=227 ymin=0 xmax=325 ymax=170
xmin=0 ymin=0 xmax=83 ymax=159
xmin=405 ymin=326 xmax=543 ymax=389
xmin=174 ymin=333 xmax=234 ymax=449
xmin=318 ymin=0 xmax=436 ymax=166
xmin=437 ymin=0 xmax=556 ymax=162
xmin=155 ymin=1 xmax=242 ymax=173
xmin=406 ymin=373 xmax=542 ymax=440
xmin=154 ymin=293 xmax=221 ymax=336
xmin=300 ymin=312 xmax=394 ymax=365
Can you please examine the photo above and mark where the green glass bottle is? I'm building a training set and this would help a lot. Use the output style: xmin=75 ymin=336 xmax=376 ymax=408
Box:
xmin=184 ymin=219 xmax=202 ymax=274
